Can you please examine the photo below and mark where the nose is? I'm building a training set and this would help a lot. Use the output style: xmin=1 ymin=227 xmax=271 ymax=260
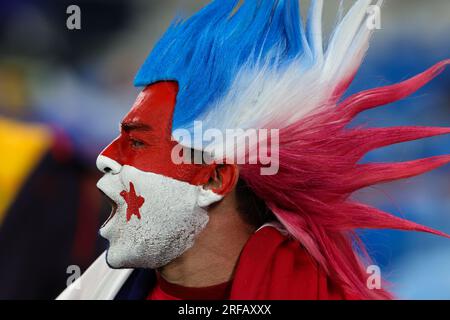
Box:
xmin=96 ymin=155 xmax=122 ymax=174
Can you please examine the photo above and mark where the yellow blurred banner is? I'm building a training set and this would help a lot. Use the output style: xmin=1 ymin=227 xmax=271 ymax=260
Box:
xmin=0 ymin=117 xmax=52 ymax=224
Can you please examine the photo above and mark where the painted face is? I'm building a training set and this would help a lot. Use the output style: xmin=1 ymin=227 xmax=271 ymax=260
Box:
xmin=96 ymin=81 xmax=222 ymax=269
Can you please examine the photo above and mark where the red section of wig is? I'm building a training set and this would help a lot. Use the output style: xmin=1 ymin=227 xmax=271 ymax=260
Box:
xmin=239 ymin=60 xmax=450 ymax=299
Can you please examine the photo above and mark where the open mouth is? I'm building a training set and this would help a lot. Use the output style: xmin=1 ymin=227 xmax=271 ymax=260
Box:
xmin=100 ymin=190 xmax=118 ymax=228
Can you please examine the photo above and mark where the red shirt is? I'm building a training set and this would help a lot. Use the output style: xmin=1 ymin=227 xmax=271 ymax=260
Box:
xmin=147 ymin=274 xmax=232 ymax=300
xmin=147 ymin=226 xmax=358 ymax=300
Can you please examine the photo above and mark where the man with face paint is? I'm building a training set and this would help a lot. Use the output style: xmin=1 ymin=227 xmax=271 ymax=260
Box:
xmin=58 ymin=1 xmax=450 ymax=300
xmin=95 ymin=82 xmax=227 ymax=271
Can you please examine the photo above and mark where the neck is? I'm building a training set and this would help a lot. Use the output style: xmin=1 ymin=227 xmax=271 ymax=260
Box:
xmin=158 ymin=201 xmax=256 ymax=287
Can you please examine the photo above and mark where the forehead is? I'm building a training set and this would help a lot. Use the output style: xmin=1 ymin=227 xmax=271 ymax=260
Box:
xmin=123 ymin=81 xmax=179 ymax=129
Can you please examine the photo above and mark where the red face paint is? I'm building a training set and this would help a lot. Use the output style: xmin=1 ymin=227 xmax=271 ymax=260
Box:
xmin=100 ymin=81 xmax=213 ymax=185
xmin=120 ymin=182 xmax=144 ymax=222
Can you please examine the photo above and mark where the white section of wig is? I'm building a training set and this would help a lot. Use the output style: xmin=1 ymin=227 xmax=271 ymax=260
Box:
xmin=306 ymin=0 xmax=324 ymax=64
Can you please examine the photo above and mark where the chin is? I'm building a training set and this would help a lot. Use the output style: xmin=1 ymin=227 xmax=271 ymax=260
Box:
xmin=105 ymin=244 xmax=176 ymax=270
xmin=104 ymin=246 xmax=133 ymax=269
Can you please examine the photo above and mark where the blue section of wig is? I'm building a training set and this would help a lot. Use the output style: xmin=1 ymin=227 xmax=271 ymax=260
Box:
xmin=134 ymin=0 xmax=312 ymax=131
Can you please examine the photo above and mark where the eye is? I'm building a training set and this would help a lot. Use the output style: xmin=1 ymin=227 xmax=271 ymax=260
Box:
xmin=130 ymin=138 xmax=145 ymax=148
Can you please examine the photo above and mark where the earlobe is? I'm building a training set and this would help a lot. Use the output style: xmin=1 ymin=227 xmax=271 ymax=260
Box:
xmin=196 ymin=164 xmax=239 ymax=208
xmin=197 ymin=188 xmax=223 ymax=208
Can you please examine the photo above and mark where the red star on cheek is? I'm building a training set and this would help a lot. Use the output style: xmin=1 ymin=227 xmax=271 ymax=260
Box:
xmin=120 ymin=182 xmax=145 ymax=222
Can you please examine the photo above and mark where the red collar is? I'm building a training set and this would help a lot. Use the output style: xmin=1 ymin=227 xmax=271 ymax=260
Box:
xmin=150 ymin=272 xmax=232 ymax=300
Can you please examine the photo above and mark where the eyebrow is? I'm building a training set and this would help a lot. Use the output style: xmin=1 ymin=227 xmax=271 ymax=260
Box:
xmin=121 ymin=121 xmax=152 ymax=132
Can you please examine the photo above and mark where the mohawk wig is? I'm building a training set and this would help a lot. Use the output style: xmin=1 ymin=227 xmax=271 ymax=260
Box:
xmin=135 ymin=0 xmax=450 ymax=299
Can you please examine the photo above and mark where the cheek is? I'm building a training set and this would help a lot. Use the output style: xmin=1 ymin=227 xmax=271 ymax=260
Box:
xmin=120 ymin=167 xmax=208 ymax=228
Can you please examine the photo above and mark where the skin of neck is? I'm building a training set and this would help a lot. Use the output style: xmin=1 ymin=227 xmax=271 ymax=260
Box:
xmin=157 ymin=188 xmax=256 ymax=288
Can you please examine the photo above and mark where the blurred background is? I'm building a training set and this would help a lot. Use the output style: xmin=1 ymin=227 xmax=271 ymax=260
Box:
xmin=0 ymin=0 xmax=449 ymax=299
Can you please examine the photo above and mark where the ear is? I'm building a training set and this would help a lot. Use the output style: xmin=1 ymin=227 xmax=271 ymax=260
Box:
xmin=197 ymin=164 xmax=239 ymax=207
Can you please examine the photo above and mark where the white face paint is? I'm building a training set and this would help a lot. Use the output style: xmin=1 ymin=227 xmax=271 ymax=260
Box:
xmin=96 ymin=162 xmax=222 ymax=269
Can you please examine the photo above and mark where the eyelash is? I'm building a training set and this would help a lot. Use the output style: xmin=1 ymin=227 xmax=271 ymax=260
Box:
xmin=130 ymin=138 xmax=145 ymax=148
